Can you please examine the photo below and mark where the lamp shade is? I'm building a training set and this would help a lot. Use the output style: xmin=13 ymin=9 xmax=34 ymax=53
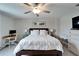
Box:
xmin=50 ymin=29 xmax=53 ymax=32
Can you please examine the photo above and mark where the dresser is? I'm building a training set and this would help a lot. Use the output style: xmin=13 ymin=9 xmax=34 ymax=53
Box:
xmin=68 ymin=30 xmax=79 ymax=55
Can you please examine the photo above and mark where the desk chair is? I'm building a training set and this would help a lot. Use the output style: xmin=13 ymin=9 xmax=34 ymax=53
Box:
xmin=2 ymin=33 xmax=18 ymax=48
xmin=9 ymin=33 xmax=18 ymax=45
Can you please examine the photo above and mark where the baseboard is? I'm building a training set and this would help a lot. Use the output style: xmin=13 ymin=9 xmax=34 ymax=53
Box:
xmin=0 ymin=44 xmax=9 ymax=50
xmin=68 ymin=48 xmax=78 ymax=56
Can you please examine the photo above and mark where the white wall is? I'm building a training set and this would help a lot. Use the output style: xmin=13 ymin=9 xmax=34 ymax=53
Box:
xmin=1 ymin=10 xmax=77 ymax=41
xmin=1 ymin=10 xmax=78 ymax=41
xmin=0 ymin=11 xmax=60 ymax=41
xmin=59 ymin=11 xmax=79 ymax=39
xmin=0 ymin=12 xmax=15 ymax=40
xmin=0 ymin=14 xmax=1 ymax=39
xmin=14 ymin=17 xmax=59 ymax=40
xmin=0 ymin=12 xmax=16 ymax=48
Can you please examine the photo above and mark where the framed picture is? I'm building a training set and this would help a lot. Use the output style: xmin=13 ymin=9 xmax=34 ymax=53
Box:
xmin=39 ymin=22 xmax=45 ymax=25
xmin=33 ymin=21 xmax=46 ymax=26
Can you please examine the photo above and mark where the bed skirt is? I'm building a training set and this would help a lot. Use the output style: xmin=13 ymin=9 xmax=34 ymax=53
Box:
xmin=16 ymin=50 xmax=62 ymax=56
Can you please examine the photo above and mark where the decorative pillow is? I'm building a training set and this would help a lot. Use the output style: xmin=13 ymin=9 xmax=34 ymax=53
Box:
xmin=31 ymin=30 xmax=40 ymax=36
xmin=40 ymin=30 xmax=48 ymax=36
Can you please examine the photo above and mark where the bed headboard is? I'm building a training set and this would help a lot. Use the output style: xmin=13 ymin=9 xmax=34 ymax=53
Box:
xmin=29 ymin=28 xmax=49 ymax=34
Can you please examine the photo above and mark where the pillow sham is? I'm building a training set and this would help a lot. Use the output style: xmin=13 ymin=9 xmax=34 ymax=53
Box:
xmin=31 ymin=30 xmax=40 ymax=36
xmin=40 ymin=30 xmax=48 ymax=36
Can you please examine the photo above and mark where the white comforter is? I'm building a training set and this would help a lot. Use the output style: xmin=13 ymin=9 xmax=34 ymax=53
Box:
xmin=14 ymin=35 xmax=63 ymax=55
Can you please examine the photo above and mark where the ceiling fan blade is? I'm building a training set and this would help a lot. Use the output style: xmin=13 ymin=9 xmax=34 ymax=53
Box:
xmin=24 ymin=11 xmax=31 ymax=14
xmin=76 ymin=4 xmax=79 ymax=6
xmin=35 ymin=3 xmax=39 ymax=5
xmin=24 ymin=3 xmax=32 ymax=6
xmin=43 ymin=10 xmax=50 ymax=13
xmin=33 ymin=3 xmax=40 ymax=7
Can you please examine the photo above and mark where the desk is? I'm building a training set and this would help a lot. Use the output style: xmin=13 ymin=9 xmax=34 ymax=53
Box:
xmin=2 ymin=35 xmax=16 ymax=48
xmin=2 ymin=35 xmax=16 ymax=39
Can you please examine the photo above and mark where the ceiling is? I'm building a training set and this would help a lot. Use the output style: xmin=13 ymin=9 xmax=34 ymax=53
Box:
xmin=0 ymin=3 xmax=79 ymax=19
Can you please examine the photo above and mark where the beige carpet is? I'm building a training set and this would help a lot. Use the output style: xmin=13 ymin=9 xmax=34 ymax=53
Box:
xmin=63 ymin=47 xmax=76 ymax=56
xmin=0 ymin=45 xmax=76 ymax=56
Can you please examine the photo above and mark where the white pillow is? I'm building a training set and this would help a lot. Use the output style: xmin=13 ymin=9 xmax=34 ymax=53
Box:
xmin=31 ymin=30 xmax=40 ymax=36
xmin=40 ymin=30 xmax=48 ymax=36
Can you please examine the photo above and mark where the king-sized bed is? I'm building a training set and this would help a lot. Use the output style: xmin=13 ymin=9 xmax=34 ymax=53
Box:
xmin=14 ymin=28 xmax=63 ymax=56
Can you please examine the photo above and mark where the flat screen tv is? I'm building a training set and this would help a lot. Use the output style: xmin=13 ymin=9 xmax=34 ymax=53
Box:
xmin=72 ymin=16 xmax=79 ymax=29
xmin=9 ymin=30 xmax=16 ymax=34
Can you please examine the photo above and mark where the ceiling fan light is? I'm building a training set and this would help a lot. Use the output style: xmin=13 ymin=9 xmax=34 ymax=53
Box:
xmin=33 ymin=7 xmax=41 ymax=14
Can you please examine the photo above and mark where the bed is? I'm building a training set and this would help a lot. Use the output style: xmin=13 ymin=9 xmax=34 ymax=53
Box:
xmin=14 ymin=28 xmax=63 ymax=56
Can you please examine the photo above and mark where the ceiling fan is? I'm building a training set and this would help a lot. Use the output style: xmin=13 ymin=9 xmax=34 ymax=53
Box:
xmin=23 ymin=3 xmax=50 ymax=17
